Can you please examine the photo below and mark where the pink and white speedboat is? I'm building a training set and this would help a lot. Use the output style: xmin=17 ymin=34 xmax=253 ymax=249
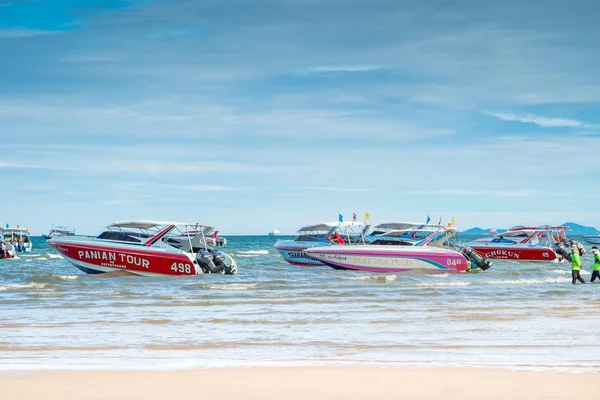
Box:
xmin=304 ymin=225 xmax=491 ymax=273
xmin=467 ymin=225 xmax=582 ymax=262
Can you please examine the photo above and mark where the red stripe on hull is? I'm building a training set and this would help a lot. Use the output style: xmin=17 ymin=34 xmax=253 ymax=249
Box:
xmin=49 ymin=242 xmax=197 ymax=276
xmin=470 ymin=246 xmax=558 ymax=261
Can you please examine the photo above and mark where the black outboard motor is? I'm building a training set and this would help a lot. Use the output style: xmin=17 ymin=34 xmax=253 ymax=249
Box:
xmin=208 ymin=248 xmax=227 ymax=274
xmin=196 ymin=248 xmax=218 ymax=273
xmin=576 ymin=241 xmax=586 ymax=256
xmin=554 ymin=242 xmax=571 ymax=262
xmin=460 ymin=245 xmax=492 ymax=271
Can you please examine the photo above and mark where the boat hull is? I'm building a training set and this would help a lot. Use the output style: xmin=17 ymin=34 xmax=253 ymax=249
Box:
xmin=48 ymin=238 xmax=200 ymax=276
xmin=274 ymin=240 xmax=335 ymax=266
xmin=582 ymin=235 xmax=600 ymax=245
xmin=469 ymin=245 xmax=559 ymax=261
xmin=304 ymin=245 xmax=470 ymax=273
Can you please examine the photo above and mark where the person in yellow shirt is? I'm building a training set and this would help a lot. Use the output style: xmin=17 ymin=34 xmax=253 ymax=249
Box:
xmin=571 ymin=244 xmax=585 ymax=284
xmin=590 ymin=246 xmax=600 ymax=283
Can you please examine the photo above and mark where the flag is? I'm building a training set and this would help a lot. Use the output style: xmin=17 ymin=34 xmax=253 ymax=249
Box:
xmin=450 ymin=217 xmax=456 ymax=226
xmin=365 ymin=212 xmax=370 ymax=221
xmin=352 ymin=212 xmax=357 ymax=222
xmin=426 ymin=215 xmax=431 ymax=224
xmin=438 ymin=216 xmax=442 ymax=225
xmin=5 ymin=223 xmax=8 ymax=228
xmin=338 ymin=214 xmax=343 ymax=223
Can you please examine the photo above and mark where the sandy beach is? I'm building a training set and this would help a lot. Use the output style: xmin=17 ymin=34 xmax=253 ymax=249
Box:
xmin=2 ymin=367 xmax=596 ymax=400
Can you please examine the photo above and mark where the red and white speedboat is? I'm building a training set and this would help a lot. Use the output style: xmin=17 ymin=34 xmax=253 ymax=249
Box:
xmin=467 ymin=225 xmax=579 ymax=262
xmin=48 ymin=221 xmax=237 ymax=276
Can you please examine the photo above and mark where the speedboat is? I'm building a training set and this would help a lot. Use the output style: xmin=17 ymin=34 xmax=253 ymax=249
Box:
xmin=0 ymin=227 xmax=16 ymax=259
xmin=42 ymin=225 xmax=76 ymax=240
xmin=274 ymin=221 xmax=370 ymax=266
xmin=304 ymin=224 xmax=491 ymax=273
xmin=3 ymin=228 xmax=32 ymax=253
xmin=47 ymin=220 xmax=237 ymax=276
xmin=467 ymin=225 xmax=582 ymax=262
xmin=582 ymin=234 xmax=600 ymax=245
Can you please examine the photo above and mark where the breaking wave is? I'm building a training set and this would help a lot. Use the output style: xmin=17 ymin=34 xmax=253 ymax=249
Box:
xmin=235 ymin=250 xmax=269 ymax=257
xmin=204 ymin=283 xmax=259 ymax=290
xmin=344 ymin=275 xmax=397 ymax=282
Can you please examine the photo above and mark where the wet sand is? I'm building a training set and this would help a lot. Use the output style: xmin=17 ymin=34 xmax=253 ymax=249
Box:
xmin=1 ymin=367 xmax=596 ymax=399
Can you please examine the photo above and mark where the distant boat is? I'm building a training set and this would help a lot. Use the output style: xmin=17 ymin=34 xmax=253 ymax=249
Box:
xmin=3 ymin=227 xmax=32 ymax=253
xmin=582 ymin=234 xmax=600 ymax=244
xmin=268 ymin=229 xmax=280 ymax=236
xmin=42 ymin=224 xmax=76 ymax=240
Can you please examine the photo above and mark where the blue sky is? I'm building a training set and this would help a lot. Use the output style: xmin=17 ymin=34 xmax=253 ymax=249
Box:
xmin=1 ymin=0 xmax=600 ymax=235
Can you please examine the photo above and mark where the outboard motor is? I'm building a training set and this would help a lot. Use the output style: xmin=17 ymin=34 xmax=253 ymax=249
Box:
xmin=460 ymin=245 xmax=492 ymax=271
xmin=207 ymin=248 xmax=227 ymax=274
xmin=554 ymin=242 xmax=571 ymax=262
xmin=576 ymin=241 xmax=586 ymax=256
xmin=196 ymin=248 xmax=218 ymax=273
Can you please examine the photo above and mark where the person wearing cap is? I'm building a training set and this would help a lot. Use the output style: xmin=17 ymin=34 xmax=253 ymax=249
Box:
xmin=571 ymin=244 xmax=585 ymax=284
xmin=590 ymin=246 xmax=600 ymax=283
xmin=329 ymin=232 xmax=345 ymax=245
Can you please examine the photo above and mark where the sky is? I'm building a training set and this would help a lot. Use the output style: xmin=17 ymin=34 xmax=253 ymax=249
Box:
xmin=1 ymin=0 xmax=600 ymax=235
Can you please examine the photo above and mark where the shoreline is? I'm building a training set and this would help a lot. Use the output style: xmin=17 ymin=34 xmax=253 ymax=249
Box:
xmin=2 ymin=367 xmax=597 ymax=399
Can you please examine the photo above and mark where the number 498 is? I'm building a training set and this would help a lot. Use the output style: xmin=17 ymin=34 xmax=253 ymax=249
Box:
xmin=171 ymin=262 xmax=192 ymax=274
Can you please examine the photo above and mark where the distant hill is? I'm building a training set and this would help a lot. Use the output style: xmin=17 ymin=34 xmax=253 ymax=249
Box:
xmin=459 ymin=222 xmax=599 ymax=236
xmin=459 ymin=227 xmax=507 ymax=236
xmin=562 ymin=222 xmax=599 ymax=235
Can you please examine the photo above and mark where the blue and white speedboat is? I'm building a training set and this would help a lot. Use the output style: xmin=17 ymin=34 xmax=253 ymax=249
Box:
xmin=3 ymin=228 xmax=32 ymax=253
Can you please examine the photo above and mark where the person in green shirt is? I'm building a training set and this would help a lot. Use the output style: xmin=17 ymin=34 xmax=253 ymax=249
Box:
xmin=571 ymin=244 xmax=585 ymax=284
xmin=590 ymin=246 xmax=600 ymax=283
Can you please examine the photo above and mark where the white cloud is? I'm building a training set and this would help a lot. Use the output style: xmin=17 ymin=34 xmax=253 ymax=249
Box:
xmin=0 ymin=28 xmax=62 ymax=38
xmin=306 ymin=65 xmax=384 ymax=73
xmin=95 ymin=200 xmax=137 ymax=206
xmin=168 ymin=185 xmax=258 ymax=192
xmin=408 ymin=189 xmax=568 ymax=197
xmin=0 ymin=161 xmax=66 ymax=170
xmin=302 ymin=186 xmax=376 ymax=192
xmin=483 ymin=111 xmax=598 ymax=128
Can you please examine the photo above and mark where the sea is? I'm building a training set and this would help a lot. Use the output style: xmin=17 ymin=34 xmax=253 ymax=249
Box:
xmin=1 ymin=235 xmax=599 ymax=373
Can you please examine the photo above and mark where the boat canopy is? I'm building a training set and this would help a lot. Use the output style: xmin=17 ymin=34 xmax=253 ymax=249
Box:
xmin=373 ymin=222 xmax=448 ymax=231
xmin=380 ymin=226 xmax=458 ymax=237
xmin=297 ymin=221 xmax=365 ymax=232
xmin=109 ymin=220 xmax=200 ymax=230
xmin=3 ymin=228 xmax=30 ymax=234
xmin=510 ymin=225 xmax=568 ymax=232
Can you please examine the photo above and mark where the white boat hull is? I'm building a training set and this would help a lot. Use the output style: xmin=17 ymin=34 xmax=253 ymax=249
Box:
xmin=274 ymin=240 xmax=336 ymax=266
xmin=304 ymin=245 xmax=471 ymax=273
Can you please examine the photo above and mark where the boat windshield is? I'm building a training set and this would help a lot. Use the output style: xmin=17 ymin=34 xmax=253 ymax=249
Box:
xmin=96 ymin=231 xmax=149 ymax=243
xmin=294 ymin=233 xmax=325 ymax=242
xmin=3 ymin=232 xmax=30 ymax=243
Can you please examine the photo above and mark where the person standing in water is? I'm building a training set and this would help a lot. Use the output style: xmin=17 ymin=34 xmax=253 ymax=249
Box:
xmin=571 ymin=244 xmax=585 ymax=284
xmin=590 ymin=246 xmax=600 ymax=283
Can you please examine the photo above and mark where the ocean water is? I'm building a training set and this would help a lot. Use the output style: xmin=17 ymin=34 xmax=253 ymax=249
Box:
xmin=1 ymin=235 xmax=599 ymax=373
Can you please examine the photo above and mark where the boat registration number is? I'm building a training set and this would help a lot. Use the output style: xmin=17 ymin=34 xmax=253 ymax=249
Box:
xmin=171 ymin=262 xmax=192 ymax=274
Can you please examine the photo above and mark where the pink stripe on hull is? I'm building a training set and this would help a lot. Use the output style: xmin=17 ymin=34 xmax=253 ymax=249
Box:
xmin=322 ymin=259 xmax=413 ymax=272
